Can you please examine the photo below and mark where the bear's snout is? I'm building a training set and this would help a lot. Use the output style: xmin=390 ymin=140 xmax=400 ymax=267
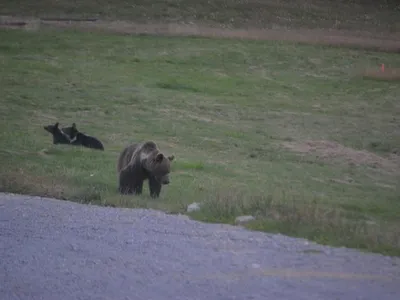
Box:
xmin=162 ymin=178 xmax=170 ymax=185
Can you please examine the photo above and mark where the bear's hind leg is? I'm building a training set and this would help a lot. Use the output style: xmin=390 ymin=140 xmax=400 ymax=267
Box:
xmin=132 ymin=180 xmax=144 ymax=195
xmin=119 ymin=168 xmax=134 ymax=194
xmin=148 ymin=177 xmax=162 ymax=198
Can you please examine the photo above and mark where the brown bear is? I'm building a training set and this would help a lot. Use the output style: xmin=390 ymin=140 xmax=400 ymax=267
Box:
xmin=117 ymin=141 xmax=175 ymax=198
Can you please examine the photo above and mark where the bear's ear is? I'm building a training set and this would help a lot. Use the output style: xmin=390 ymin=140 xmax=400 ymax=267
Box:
xmin=155 ymin=153 xmax=164 ymax=162
xmin=54 ymin=122 xmax=59 ymax=128
xmin=168 ymin=155 xmax=175 ymax=161
xmin=72 ymin=123 xmax=77 ymax=129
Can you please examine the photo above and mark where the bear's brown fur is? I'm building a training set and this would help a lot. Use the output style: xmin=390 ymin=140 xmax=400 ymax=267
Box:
xmin=117 ymin=141 xmax=175 ymax=198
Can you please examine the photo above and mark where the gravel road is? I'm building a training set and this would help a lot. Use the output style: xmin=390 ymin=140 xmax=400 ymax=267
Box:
xmin=1 ymin=192 xmax=399 ymax=300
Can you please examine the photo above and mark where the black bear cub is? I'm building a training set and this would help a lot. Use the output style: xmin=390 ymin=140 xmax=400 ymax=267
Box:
xmin=43 ymin=122 xmax=73 ymax=145
xmin=69 ymin=123 xmax=105 ymax=151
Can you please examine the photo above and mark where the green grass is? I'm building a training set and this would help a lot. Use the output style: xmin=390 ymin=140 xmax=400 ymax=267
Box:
xmin=0 ymin=27 xmax=399 ymax=256
xmin=1 ymin=0 xmax=399 ymax=33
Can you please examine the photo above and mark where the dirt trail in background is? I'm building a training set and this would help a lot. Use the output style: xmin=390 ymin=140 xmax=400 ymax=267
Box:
xmin=1 ymin=15 xmax=400 ymax=52
xmin=282 ymin=140 xmax=400 ymax=175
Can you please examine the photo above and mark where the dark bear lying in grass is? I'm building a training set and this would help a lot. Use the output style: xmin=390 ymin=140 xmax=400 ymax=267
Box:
xmin=117 ymin=141 xmax=175 ymax=198
xmin=69 ymin=123 xmax=104 ymax=151
xmin=43 ymin=122 xmax=74 ymax=145
xmin=43 ymin=122 xmax=104 ymax=151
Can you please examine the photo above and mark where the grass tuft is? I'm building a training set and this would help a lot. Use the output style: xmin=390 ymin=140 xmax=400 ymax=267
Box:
xmin=175 ymin=160 xmax=205 ymax=171
xmin=156 ymin=81 xmax=201 ymax=93
xmin=69 ymin=186 xmax=103 ymax=205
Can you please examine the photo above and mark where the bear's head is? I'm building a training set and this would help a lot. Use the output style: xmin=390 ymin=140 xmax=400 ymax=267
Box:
xmin=69 ymin=123 xmax=80 ymax=140
xmin=43 ymin=122 xmax=72 ymax=144
xmin=43 ymin=122 xmax=60 ymax=134
xmin=147 ymin=152 xmax=175 ymax=185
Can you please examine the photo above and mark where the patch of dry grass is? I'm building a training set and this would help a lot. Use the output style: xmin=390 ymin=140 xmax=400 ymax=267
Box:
xmin=282 ymin=140 xmax=400 ymax=175
xmin=1 ymin=0 xmax=399 ymax=35
xmin=192 ymin=189 xmax=400 ymax=256
xmin=0 ymin=169 xmax=69 ymax=199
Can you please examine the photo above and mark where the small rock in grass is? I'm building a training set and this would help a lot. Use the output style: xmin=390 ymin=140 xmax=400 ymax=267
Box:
xmin=187 ymin=202 xmax=201 ymax=213
xmin=235 ymin=215 xmax=255 ymax=225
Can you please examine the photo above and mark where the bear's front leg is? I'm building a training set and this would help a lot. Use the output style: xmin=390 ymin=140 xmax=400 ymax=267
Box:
xmin=148 ymin=177 xmax=162 ymax=198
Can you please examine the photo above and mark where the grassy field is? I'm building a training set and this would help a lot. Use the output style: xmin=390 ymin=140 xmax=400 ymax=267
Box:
xmin=0 ymin=1 xmax=400 ymax=256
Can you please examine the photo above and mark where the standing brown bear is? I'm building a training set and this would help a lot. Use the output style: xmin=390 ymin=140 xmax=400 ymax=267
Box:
xmin=117 ymin=141 xmax=175 ymax=198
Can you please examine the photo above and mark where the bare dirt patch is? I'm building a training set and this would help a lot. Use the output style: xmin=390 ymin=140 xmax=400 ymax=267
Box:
xmin=1 ymin=15 xmax=400 ymax=53
xmin=362 ymin=67 xmax=400 ymax=81
xmin=282 ymin=140 xmax=400 ymax=174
